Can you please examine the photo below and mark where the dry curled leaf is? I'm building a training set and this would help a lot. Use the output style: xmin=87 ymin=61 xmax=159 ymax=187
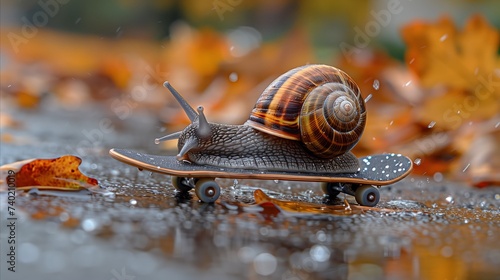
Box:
xmin=1 ymin=155 xmax=98 ymax=191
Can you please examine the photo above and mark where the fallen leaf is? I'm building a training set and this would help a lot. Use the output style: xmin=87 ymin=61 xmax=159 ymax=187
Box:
xmin=1 ymin=155 xmax=98 ymax=191
xmin=253 ymin=189 xmax=365 ymax=216
xmin=402 ymin=15 xmax=500 ymax=129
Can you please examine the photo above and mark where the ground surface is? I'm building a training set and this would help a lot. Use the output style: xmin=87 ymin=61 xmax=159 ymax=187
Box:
xmin=1 ymin=105 xmax=499 ymax=280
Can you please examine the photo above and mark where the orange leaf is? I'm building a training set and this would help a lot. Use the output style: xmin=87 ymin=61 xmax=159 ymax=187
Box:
xmin=6 ymin=155 xmax=98 ymax=191
xmin=402 ymin=14 xmax=499 ymax=90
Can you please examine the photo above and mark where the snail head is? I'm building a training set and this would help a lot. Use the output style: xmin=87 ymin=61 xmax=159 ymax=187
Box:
xmin=155 ymin=82 xmax=212 ymax=160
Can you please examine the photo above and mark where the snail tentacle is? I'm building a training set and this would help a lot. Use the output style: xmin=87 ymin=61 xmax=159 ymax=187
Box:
xmin=196 ymin=106 xmax=212 ymax=139
xmin=155 ymin=131 xmax=182 ymax=144
xmin=177 ymin=136 xmax=198 ymax=160
xmin=163 ymin=82 xmax=198 ymax=122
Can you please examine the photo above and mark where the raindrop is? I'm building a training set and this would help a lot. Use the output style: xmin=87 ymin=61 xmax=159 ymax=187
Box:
xmin=273 ymin=180 xmax=279 ymax=184
xmin=116 ymin=26 xmax=121 ymax=33
xmin=440 ymin=34 xmax=448 ymax=42
xmin=404 ymin=80 xmax=412 ymax=87
xmin=495 ymin=122 xmax=499 ymax=128
xmin=75 ymin=18 xmax=81 ymax=24
xmin=59 ymin=212 xmax=70 ymax=222
xmin=229 ymin=72 xmax=238 ymax=82
xmin=372 ymin=80 xmax=380 ymax=90
xmin=129 ymin=199 xmax=137 ymax=205
xmin=433 ymin=172 xmax=443 ymax=182
xmin=462 ymin=163 xmax=471 ymax=173
xmin=364 ymin=93 xmax=373 ymax=103
xmin=414 ymin=158 xmax=422 ymax=166
xmin=81 ymin=219 xmax=97 ymax=232
xmin=409 ymin=58 xmax=415 ymax=64
xmin=428 ymin=121 xmax=436 ymax=128
xmin=440 ymin=246 xmax=453 ymax=257
xmin=310 ymin=245 xmax=330 ymax=262
xmin=445 ymin=196 xmax=454 ymax=203
xmin=253 ymin=253 xmax=277 ymax=276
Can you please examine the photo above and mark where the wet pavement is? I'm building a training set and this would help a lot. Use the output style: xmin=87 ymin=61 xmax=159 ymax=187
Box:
xmin=1 ymin=105 xmax=499 ymax=280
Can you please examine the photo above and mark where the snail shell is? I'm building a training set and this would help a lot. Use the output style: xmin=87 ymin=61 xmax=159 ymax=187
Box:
xmin=245 ymin=64 xmax=366 ymax=158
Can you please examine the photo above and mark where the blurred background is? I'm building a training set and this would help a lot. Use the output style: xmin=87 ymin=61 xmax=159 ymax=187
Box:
xmin=1 ymin=0 xmax=499 ymax=185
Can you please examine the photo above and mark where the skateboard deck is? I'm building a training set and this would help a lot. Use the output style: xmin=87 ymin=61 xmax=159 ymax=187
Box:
xmin=109 ymin=149 xmax=412 ymax=185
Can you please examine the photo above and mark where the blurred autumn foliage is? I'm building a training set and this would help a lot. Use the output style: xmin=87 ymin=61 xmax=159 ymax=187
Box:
xmin=0 ymin=1 xmax=498 ymax=187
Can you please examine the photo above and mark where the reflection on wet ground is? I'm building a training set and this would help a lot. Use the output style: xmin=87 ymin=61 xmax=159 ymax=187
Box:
xmin=1 ymin=109 xmax=499 ymax=280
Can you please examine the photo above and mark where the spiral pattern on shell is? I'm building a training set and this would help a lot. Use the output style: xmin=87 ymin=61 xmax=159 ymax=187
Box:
xmin=245 ymin=64 xmax=366 ymax=158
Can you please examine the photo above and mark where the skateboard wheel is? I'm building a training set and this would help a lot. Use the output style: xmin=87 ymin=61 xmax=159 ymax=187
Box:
xmin=321 ymin=182 xmax=341 ymax=198
xmin=171 ymin=176 xmax=193 ymax=192
xmin=195 ymin=178 xmax=220 ymax=203
xmin=354 ymin=185 xmax=380 ymax=207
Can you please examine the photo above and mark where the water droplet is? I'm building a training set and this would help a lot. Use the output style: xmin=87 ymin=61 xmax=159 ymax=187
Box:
xmin=462 ymin=163 xmax=471 ymax=173
xmin=404 ymin=80 xmax=412 ymax=87
xmin=129 ymin=199 xmax=137 ymax=205
xmin=273 ymin=180 xmax=279 ymax=184
xmin=310 ymin=245 xmax=330 ymax=262
xmin=59 ymin=212 xmax=70 ymax=222
xmin=253 ymin=253 xmax=277 ymax=276
xmin=445 ymin=196 xmax=453 ymax=203
xmin=372 ymin=80 xmax=380 ymax=90
xmin=409 ymin=58 xmax=415 ymax=64
xmin=440 ymin=34 xmax=448 ymax=42
xmin=81 ymin=219 xmax=97 ymax=232
xmin=414 ymin=158 xmax=421 ymax=166
xmin=116 ymin=26 xmax=121 ymax=33
xmin=229 ymin=72 xmax=238 ymax=82
xmin=433 ymin=172 xmax=443 ymax=182
xmin=440 ymin=246 xmax=453 ymax=257
xmin=364 ymin=93 xmax=373 ymax=103
xmin=495 ymin=122 xmax=499 ymax=128
xmin=428 ymin=121 xmax=436 ymax=128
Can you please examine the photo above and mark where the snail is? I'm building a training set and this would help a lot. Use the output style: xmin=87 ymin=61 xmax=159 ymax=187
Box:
xmin=156 ymin=64 xmax=366 ymax=174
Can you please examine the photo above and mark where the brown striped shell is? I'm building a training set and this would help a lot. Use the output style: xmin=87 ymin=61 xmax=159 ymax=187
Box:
xmin=245 ymin=64 xmax=366 ymax=158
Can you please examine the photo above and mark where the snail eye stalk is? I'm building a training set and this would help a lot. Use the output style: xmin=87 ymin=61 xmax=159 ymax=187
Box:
xmin=196 ymin=106 xmax=211 ymax=139
xmin=163 ymin=82 xmax=198 ymax=122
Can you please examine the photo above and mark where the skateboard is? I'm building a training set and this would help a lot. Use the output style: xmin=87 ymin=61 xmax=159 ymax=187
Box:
xmin=109 ymin=148 xmax=413 ymax=206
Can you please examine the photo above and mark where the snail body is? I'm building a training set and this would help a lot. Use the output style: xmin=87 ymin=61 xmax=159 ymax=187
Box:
xmin=157 ymin=64 xmax=366 ymax=174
